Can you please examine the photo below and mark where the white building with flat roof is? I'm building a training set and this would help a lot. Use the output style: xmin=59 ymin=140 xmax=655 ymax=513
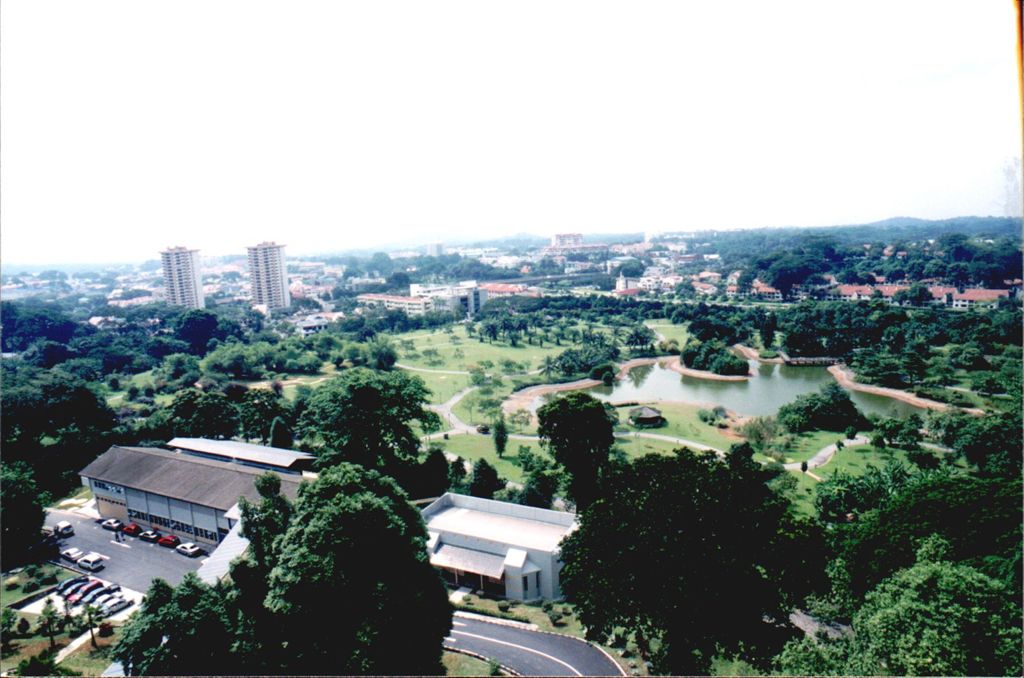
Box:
xmin=421 ymin=493 xmax=577 ymax=600
xmin=161 ymin=247 xmax=205 ymax=309
xmin=247 ymin=241 xmax=291 ymax=310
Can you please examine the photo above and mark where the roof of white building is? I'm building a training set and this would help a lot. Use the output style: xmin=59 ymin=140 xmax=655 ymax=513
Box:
xmin=166 ymin=438 xmax=313 ymax=468
xmin=422 ymin=493 xmax=577 ymax=552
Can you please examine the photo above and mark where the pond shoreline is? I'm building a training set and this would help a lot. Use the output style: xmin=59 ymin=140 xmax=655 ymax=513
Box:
xmin=733 ymin=344 xmax=785 ymax=364
xmin=827 ymin=365 xmax=985 ymax=415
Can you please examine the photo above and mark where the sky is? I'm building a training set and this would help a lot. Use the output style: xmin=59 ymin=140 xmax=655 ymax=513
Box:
xmin=2 ymin=0 xmax=1021 ymax=265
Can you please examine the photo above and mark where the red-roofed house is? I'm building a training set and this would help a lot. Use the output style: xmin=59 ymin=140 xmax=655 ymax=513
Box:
xmin=951 ymin=288 xmax=1009 ymax=310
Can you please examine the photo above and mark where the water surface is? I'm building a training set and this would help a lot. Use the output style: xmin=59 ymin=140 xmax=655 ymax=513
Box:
xmin=538 ymin=361 xmax=920 ymax=418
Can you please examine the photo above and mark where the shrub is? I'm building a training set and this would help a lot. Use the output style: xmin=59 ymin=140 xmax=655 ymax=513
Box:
xmin=21 ymin=580 xmax=39 ymax=593
xmin=24 ymin=565 xmax=41 ymax=579
xmin=4 ymin=578 xmax=18 ymax=591
xmin=845 ymin=425 xmax=858 ymax=439
xmin=98 ymin=622 xmax=114 ymax=637
xmin=497 ymin=601 xmax=511 ymax=612
xmin=39 ymin=573 xmax=58 ymax=585
xmin=17 ymin=617 xmax=30 ymax=635
xmin=541 ymin=601 xmax=554 ymax=612
xmin=546 ymin=610 xmax=563 ymax=625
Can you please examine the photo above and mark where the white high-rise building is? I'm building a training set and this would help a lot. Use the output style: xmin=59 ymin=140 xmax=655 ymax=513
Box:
xmin=247 ymin=242 xmax=291 ymax=310
xmin=426 ymin=242 xmax=445 ymax=257
xmin=160 ymin=247 xmax=205 ymax=309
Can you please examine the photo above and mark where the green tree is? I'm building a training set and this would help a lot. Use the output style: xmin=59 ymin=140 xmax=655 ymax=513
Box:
xmin=298 ymin=368 xmax=440 ymax=470
xmin=1 ymin=608 xmax=17 ymax=650
xmin=561 ymin=447 xmax=823 ymax=674
xmin=0 ymin=462 xmax=46 ymax=568
xmin=776 ymin=539 xmax=1022 ymax=676
xmin=237 ymin=389 xmax=287 ymax=443
xmin=265 ymin=464 xmax=452 ymax=674
xmin=537 ymin=392 xmax=615 ymax=510
xmin=269 ymin=416 xmax=293 ymax=449
xmin=37 ymin=598 xmax=60 ymax=651
xmin=492 ymin=414 xmax=508 ymax=458
xmin=469 ymin=459 xmax=504 ymax=499
xmin=168 ymin=388 xmax=239 ymax=439
xmin=366 ymin=335 xmax=398 ymax=370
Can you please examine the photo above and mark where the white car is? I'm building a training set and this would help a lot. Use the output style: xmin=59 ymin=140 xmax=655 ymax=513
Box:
xmin=175 ymin=542 xmax=203 ymax=557
xmin=100 ymin=518 xmax=123 ymax=531
xmin=100 ymin=597 xmax=132 ymax=616
xmin=60 ymin=547 xmax=85 ymax=562
xmin=77 ymin=552 xmax=106 ymax=572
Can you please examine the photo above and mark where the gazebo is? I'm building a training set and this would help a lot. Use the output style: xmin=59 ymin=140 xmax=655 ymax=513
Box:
xmin=628 ymin=406 xmax=665 ymax=428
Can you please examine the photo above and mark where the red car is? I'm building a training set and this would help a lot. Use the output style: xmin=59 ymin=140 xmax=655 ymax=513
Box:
xmin=67 ymin=580 xmax=104 ymax=604
xmin=157 ymin=534 xmax=181 ymax=548
xmin=122 ymin=523 xmax=143 ymax=537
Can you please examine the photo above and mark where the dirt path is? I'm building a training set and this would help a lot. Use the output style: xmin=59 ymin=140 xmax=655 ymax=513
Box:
xmin=663 ymin=355 xmax=751 ymax=381
xmin=783 ymin=435 xmax=871 ymax=471
xmin=827 ymin=365 xmax=985 ymax=415
xmin=733 ymin=344 xmax=784 ymax=364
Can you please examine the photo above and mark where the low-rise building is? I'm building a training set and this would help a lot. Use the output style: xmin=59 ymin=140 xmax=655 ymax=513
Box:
xmin=356 ymin=293 xmax=442 ymax=316
xmin=422 ymin=493 xmax=577 ymax=600
xmin=79 ymin=444 xmax=306 ymax=546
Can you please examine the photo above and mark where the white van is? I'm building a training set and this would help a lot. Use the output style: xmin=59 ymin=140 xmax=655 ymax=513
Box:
xmin=54 ymin=521 xmax=75 ymax=537
xmin=77 ymin=552 xmax=106 ymax=572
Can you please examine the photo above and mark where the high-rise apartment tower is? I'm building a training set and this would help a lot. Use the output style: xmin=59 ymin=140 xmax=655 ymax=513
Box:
xmin=247 ymin=241 xmax=291 ymax=310
xmin=160 ymin=247 xmax=205 ymax=309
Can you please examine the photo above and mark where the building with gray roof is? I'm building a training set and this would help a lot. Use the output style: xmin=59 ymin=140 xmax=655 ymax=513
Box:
xmin=421 ymin=493 xmax=578 ymax=600
xmin=166 ymin=437 xmax=314 ymax=474
xmin=80 ymin=445 xmax=306 ymax=546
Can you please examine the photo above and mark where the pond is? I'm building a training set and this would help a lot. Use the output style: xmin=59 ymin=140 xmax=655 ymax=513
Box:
xmin=539 ymin=361 xmax=922 ymax=418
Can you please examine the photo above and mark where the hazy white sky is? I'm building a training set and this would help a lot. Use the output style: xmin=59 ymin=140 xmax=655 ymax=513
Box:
xmin=2 ymin=1 xmax=1021 ymax=264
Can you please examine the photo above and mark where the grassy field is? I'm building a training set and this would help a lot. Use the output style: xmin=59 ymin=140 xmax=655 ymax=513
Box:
xmin=0 ymin=562 xmax=80 ymax=675
xmin=1 ymin=564 xmax=75 ymax=610
xmin=443 ymin=650 xmax=496 ymax=676
xmin=623 ymin=401 xmax=737 ymax=451
xmin=401 ymin=369 xmax=471 ymax=405
xmin=60 ymin=625 xmax=123 ymax=676
xmin=645 ymin=320 xmax=690 ymax=345
xmin=779 ymin=430 xmax=849 ymax=464
xmin=785 ymin=443 xmax=942 ymax=514
xmin=438 ymin=433 xmax=534 ymax=482
xmin=392 ymin=325 xmax=564 ymax=373
xmin=438 ymin=432 xmax=689 ymax=483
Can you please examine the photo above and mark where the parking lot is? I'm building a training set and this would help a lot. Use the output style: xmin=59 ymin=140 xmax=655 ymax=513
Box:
xmin=21 ymin=580 xmax=145 ymax=623
xmin=45 ymin=512 xmax=208 ymax=593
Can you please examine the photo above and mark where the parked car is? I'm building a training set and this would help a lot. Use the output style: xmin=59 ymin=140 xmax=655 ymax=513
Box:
xmin=100 ymin=518 xmax=123 ymax=531
xmin=100 ymin=597 xmax=132 ymax=616
xmin=55 ymin=576 xmax=88 ymax=595
xmin=175 ymin=542 xmax=203 ymax=558
xmin=122 ymin=523 xmax=143 ymax=537
xmin=476 ymin=424 xmax=491 ymax=434
xmin=91 ymin=593 xmax=117 ymax=609
xmin=52 ymin=521 xmax=75 ymax=537
xmin=60 ymin=547 xmax=85 ymax=562
xmin=77 ymin=553 xmax=106 ymax=573
xmin=60 ymin=579 xmax=96 ymax=599
xmin=157 ymin=534 xmax=181 ymax=548
xmin=80 ymin=585 xmax=114 ymax=606
xmin=139 ymin=530 xmax=161 ymax=542
xmin=67 ymin=580 xmax=104 ymax=603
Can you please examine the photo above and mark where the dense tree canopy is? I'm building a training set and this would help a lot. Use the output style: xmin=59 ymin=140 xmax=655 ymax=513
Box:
xmin=536 ymin=392 xmax=616 ymax=510
xmin=561 ymin=446 xmax=825 ymax=674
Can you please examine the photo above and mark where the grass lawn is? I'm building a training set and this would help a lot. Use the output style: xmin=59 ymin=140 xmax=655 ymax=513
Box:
xmin=614 ymin=435 xmax=699 ymax=460
xmin=59 ymin=625 xmax=122 ymax=676
xmin=784 ymin=443 xmax=950 ymax=515
xmin=401 ymin=369 xmax=471 ymax=405
xmin=457 ymin=594 xmax=586 ymax=638
xmin=0 ymin=630 xmax=75 ymax=675
xmin=443 ymin=650 xmax=496 ymax=676
xmin=779 ymin=430 xmax=848 ymax=464
xmin=1 ymin=564 xmax=75 ymax=610
xmin=437 ymin=434 xmax=539 ymax=482
xmin=645 ymin=320 xmax=689 ymax=345
xmin=392 ymin=326 xmax=564 ymax=373
xmin=623 ymin=402 xmax=736 ymax=451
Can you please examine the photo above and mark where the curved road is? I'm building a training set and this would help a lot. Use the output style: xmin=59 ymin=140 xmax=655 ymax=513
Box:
xmin=447 ymin=614 xmax=624 ymax=676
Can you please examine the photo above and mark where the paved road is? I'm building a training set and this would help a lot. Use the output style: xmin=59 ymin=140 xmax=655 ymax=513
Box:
xmin=45 ymin=511 xmax=206 ymax=592
xmin=446 ymin=614 xmax=623 ymax=676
